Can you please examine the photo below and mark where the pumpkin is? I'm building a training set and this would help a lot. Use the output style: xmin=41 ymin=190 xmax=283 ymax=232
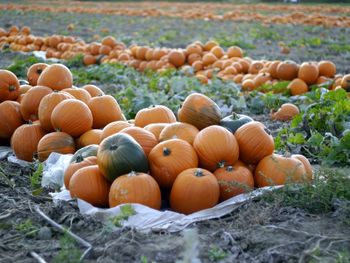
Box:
xmin=69 ymin=165 xmax=110 ymax=207
xmin=178 ymin=93 xmax=221 ymax=130
xmin=0 ymin=69 xmax=20 ymax=102
xmin=148 ymin=139 xmax=198 ymax=188
xmin=270 ymin=103 xmax=299 ymax=121
xmin=291 ymin=154 xmax=313 ymax=181
xmin=276 ymin=60 xmax=299 ymax=81
xmin=298 ymin=62 xmax=319 ymax=85
xmin=143 ymin=123 xmax=169 ymax=141
xmin=267 ymin=60 xmax=281 ymax=79
xmin=109 ymin=172 xmax=161 ymax=210
xmin=82 ymin=84 xmax=104 ymax=97
xmin=11 ymin=122 xmax=46 ymax=162
xmin=37 ymin=131 xmax=76 ymax=161
xmin=97 ymin=133 xmax=149 ymax=182
xmin=234 ymin=122 xmax=274 ymax=164
xmin=134 ymin=105 xmax=176 ymax=128
xmin=168 ymin=50 xmax=186 ymax=68
xmin=51 ymin=99 xmax=93 ymax=137
xmin=119 ymin=127 xmax=157 ymax=157
xmin=88 ymin=95 xmax=124 ymax=129
xmin=62 ymin=87 xmax=91 ymax=104
xmin=193 ymin=125 xmax=239 ymax=172
xmin=159 ymin=122 xmax=199 ymax=145
xmin=101 ymin=121 xmax=133 ymax=140
xmin=214 ymin=162 xmax=254 ymax=201
xmin=37 ymin=63 xmax=73 ymax=90
xmin=18 ymin=84 xmax=32 ymax=95
xmin=76 ymin=129 xmax=102 ymax=149
xmin=0 ymin=101 xmax=24 ymax=139
xmin=38 ymin=91 xmax=74 ymax=132
xmin=341 ymin=74 xmax=350 ymax=91
xmin=254 ymin=154 xmax=309 ymax=187
xmin=287 ymin=78 xmax=309 ymax=96
xmin=64 ymin=156 xmax=97 ymax=189
xmin=170 ymin=168 xmax=219 ymax=214
xmin=318 ymin=61 xmax=336 ymax=78
xmin=227 ymin=46 xmax=243 ymax=58
xmin=70 ymin=144 xmax=99 ymax=164
xmin=27 ymin=63 xmax=49 ymax=86
xmin=220 ymin=112 xmax=253 ymax=133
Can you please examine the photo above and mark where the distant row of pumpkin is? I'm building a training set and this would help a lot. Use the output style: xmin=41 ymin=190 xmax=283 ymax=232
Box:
xmin=1 ymin=26 xmax=349 ymax=95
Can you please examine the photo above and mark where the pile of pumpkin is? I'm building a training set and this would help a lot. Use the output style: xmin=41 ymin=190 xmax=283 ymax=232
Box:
xmin=0 ymin=63 xmax=313 ymax=214
xmin=1 ymin=26 xmax=350 ymax=96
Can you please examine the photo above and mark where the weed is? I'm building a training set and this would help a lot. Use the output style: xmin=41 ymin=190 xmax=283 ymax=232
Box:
xmin=6 ymin=56 xmax=44 ymax=78
xmin=15 ymin=219 xmax=38 ymax=237
xmin=53 ymin=232 xmax=82 ymax=263
xmin=208 ymin=246 xmax=228 ymax=262
xmin=109 ymin=204 xmax=136 ymax=227
xmin=30 ymin=161 xmax=43 ymax=195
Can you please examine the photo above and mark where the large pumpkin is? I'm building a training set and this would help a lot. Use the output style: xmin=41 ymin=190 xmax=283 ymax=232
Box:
xmin=51 ymin=99 xmax=93 ymax=137
xmin=97 ymin=133 xmax=149 ymax=182
xmin=69 ymin=165 xmax=110 ymax=207
xmin=159 ymin=122 xmax=199 ymax=145
xmin=254 ymin=154 xmax=309 ymax=187
xmin=62 ymin=87 xmax=91 ymax=104
xmin=37 ymin=64 xmax=73 ymax=90
xmin=0 ymin=101 xmax=24 ymax=139
xmin=193 ymin=125 xmax=239 ymax=172
xmin=134 ymin=105 xmax=176 ymax=128
xmin=178 ymin=93 xmax=221 ymax=130
xmin=64 ymin=156 xmax=97 ymax=189
xmin=214 ymin=162 xmax=254 ymax=201
xmin=37 ymin=131 xmax=76 ymax=161
xmin=11 ymin=122 xmax=46 ymax=162
xmin=170 ymin=168 xmax=219 ymax=214
xmin=27 ymin=63 xmax=49 ymax=86
xmin=0 ymin=69 xmax=20 ymax=102
xmin=148 ymin=139 xmax=198 ymax=188
xmin=109 ymin=172 xmax=161 ymax=210
xmin=234 ymin=122 xmax=274 ymax=164
xmin=100 ymin=121 xmax=133 ymax=141
xmin=88 ymin=95 xmax=124 ymax=129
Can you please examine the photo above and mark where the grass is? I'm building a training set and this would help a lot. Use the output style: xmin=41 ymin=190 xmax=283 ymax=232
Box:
xmin=53 ymin=233 xmax=82 ymax=263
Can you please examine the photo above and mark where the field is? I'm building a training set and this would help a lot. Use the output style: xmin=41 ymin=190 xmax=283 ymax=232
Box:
xmin=0 ymin=1 xmax=350 ymax=262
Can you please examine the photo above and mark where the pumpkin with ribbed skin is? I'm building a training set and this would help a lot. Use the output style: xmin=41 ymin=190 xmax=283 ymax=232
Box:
xmin=178 ymin=93 xmax=221 ymax=130
xmin=62 ymin=87 xmax=91 ymax=104
xmin=235 ymin=122 xmax=274 ymax=165
xmin=318 ymin=61 xmax=336 ymax=78
xmin=298 ymin=62 xmax=319 ymax=85
xmin=143 ymin=123 xmax=169 ymax=141
xmin=276 ymin=60 xmax=299 ymax=81
xmin=134 ymin=105 xmax=176 ymax=128
xmin=109 ymin=172 xmax=161 ymax=209
xmin=291 ymin=154 xmax=313 ymax=181
xmin=0 ymin=101 xmax=24 ymax=139
xmin=159 ymin=122 xmax=199 ymax=145
xmin=168 ymin=50 xmax=186 ymax=68
xmin=51 ymin=99 xmax=93 ymax=137
xmin=97 ymin=133 xmax=149 ymax=182
xmin=37 ymin=64 xmax=73 ymax=90
xmin=287 ymin=78 xmax=309 ymax=96
xmin=0 ymin=69 xmax=20 ymax=102
xmin=27 ymin=63 xmax=49 ymax=86
xmin=170 ymin=168 xmax=219 ymax=214
xmin=101 ymin=121 xmax=133 ymax=140
xmin=64 ymin=156 xmax=97 ymax=189
xmin=11 ymin=122 xmax=46 ymax=162
xmin=88 ymin=95 xmax=124 ymax=129
xmin=149 ymin=139 xmax=198 ymax=188
xmin=270 ymin=103 xmax=299 ymax=121
xmin=214 ymin=162 xmax=254 ymax=201
xmin=119 ymin=127 xmax=157 ymax=157
xmin=37 ymin=131 xmax=76 ymax=161
xmin=82 ymin=84 xmax=104 ymax=97
xmin=76 ymin=129 xmax=102 ymax=149
xmin=220 ymin=113 xmax=253 ymax=133
xmin=18 ymin=84 xmax=32 ymax=95
xmin=193 ymin=125 xmax=239 ymax=172
xmin=254 ymin=154 xmax=309 ymax=187
xmin=38 ymin=91 xmax=74 ymax=132
xmin=20 ymin=85 xmax=53 ymax=121
xmin=70 ymin=144 xmax=98 ymax=164
xmin=69 ymin=165 xmax=110 ymax=207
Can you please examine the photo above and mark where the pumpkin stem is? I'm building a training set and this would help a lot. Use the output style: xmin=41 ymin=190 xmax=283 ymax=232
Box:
xmin=28 ymin=120 xmax=33 ymax=125
xmin=128 ymin=171 xmax=137 ymax=177
xmin=8 ymin=85 xmax=16 ymax=92
xmin=163 ymin=147 xmax=171 ymax=156
xmin=194 ymin=169 xmax=204 ymax=177
xmin=231 ymin=112 xmax=239 ymax=120
xmin=226 ymin=166 xmax=233 ymax=172
xmin=36 ymin=69 xmax=43 ymax=74
xmin=110 ymin=144 xmax=118 ymax=150
xmin=76 ymin=155 xmax=84 ymax=163
xmin=217 ymin=161 xmax=226 ymax=168
xmin=264 ymin=127 xmax=271 ymax=135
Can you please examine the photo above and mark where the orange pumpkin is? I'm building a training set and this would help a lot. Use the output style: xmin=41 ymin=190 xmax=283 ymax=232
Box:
xmin=37 ymin=63 xmax=73 ymax=90
xmin=51 ymin=99 xmax=93 ymax=137
xmin=0 ymin=101 xmax=24 ymax=139
xmin=318 ymin=61 xmax=336 ymax=78
xmin=159 ymin=122 xmax=199 ymax=145
xmin=76 ymin=129 xmax=102 ymax=149
xmin=62 ymin=87 xmax=91 ymax=104
xmin=82 ymin=84 xmax=104 ymax=97
xmin=168 ymin=50 xmax=186 ymax=68
xmin=276 ymin=60 xmax=299 ymax=81
xmin=100 ymin=121 xmax=133 ymax=141
xmin=148 ymin=139 xmax=198 ymax=188
xmin=134 ymin=105 xmax=176 ymax=128
xmin=170 ymin=168 xmax=219 ymax=214
xmin=143 ymin=123 xmax=169 ymax=141
xmin=291 ymin=154 xmax=313 ymax=181
xmin=178 ymin=93 xmax=221 ymax=130
xmin=298 ymin=62 xmax=319 ymax=85
xmin=193 ymin=125 xmax=239 ymax=172
xmin=270 ymin=103 xmax=299 ymax=121
xmin=287 ymin=78 xmax=309 ymax=96
xmin=69 ymin=165 xmax=110 ymax=207
xmin=109 ymin=172 xmax=161 ymax=210
xmin=64 ymin=156 xmax=97 ymax=189
xmin=0 ymin=69 xmax=20 ymax=102
xmin=234 ymin=122 xmax=274 ymax=164
xmin=27 ymin=63 xmax=49 ymax=86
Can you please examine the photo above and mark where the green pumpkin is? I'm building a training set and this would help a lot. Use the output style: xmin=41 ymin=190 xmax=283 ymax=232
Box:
xmin=220 ymin=112 xmax=253 ymax=133
xmin=70 ymin=144 xmax=98 ymax=164
xmin=97 ymin=133 xmax=149 ymax=182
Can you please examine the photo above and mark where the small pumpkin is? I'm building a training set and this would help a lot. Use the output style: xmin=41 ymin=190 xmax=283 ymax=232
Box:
xmin=97 ymin=133 xmax=149 ymax=182
xmin=143 ymin=123 xmax=169 ymax=141
xmin=109 ymin=172 xmax=161 ymax=210
xmin=101 ymin=121 xmax=133 ymax=141
xmin=287 ymin=78 xmax=309 ymax=96
xmin=69 ymin=165 xmax=110 ymax=207
xmin=341 ymin=74 xmax=350 ymax=91
xmin=0 ymin=69 xmax=20 ymax=102
xmin=276 ymin=60 xmax=299 ymax=81
xmin=82 ymin=84 xmax=104 ymax=97
xmin=318 ymin=61 xmax=336 ymax=78
xmin=64 ymin=156 xmax=97 ymax=189
xmin=298 ymin=62 xmax=319 ymax=85
xmin=193 ymin=125 xmax=239 ymax=172
xmin=170 ymin=168 xmax=219 ymax=214
xmin=27 ymin=63 xmax=49 ymax=86
xmin=270 ymin=103 xmax=299 ymax=121
xmin=37 ymin=63 xmax=73 ymax=90
xmin=168 ymin=50 xmax=186 ymax=68
xmin=37 ymin=131 xmax=76 ymax=161
xmin=178 ymin=93 xmax=221 ymax=130
xmin=159 ymin=122 xmax=199 ymax=145
xmin=70 ymin=144 xmax=98 ymax=164
xmin=134 ymin=105 xmax=176 ymax=128
xmin=0 ymin=101 xmax=24 ymax=139
xmin=76 ymin=129 xmax=102 ymax=149
xmin=219 ymin=112 xmax=253 ymax=133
